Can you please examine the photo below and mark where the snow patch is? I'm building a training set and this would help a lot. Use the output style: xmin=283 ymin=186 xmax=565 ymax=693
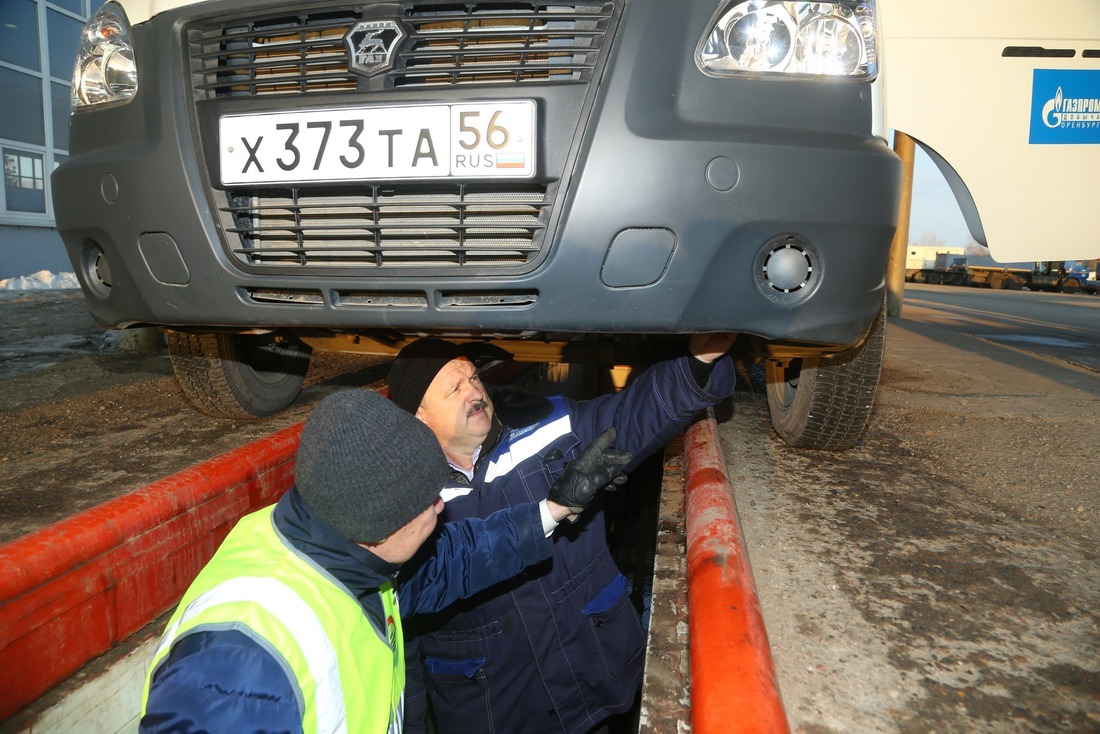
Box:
xmin=0 ymin=270 xmax=80 ymax=291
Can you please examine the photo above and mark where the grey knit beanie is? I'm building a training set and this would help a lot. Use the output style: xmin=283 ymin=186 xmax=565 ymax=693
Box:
xmin=295 ymin=390 xmax=448 ymax=543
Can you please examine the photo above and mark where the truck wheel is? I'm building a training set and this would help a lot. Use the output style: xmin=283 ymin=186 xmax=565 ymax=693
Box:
xmin=1060 ymin=278 xmax=1081 ymax=294
xmin=167 ymin=331 xmax=312 ymax=419
xmin=927 ymin=272 xmax=942 ymax=284
xmin=764 ymin=300 xmax=885 ymax=451
xmin=989 ymin=273 xmax=1006 ymax=290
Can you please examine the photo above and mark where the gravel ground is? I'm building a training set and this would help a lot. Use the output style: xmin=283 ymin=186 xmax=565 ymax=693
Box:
xmin=0 ymin=289 xmax=389 ymax=544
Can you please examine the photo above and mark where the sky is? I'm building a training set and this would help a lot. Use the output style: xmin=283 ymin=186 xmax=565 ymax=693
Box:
xmin=907 ymin=147 xmax=973 ymax=250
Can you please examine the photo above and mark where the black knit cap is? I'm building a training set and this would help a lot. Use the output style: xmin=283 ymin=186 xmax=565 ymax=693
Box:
xmin=387 ymin=338 xmax=511 ymax=414
xmin=295 ymin=389 xmax=448 ymax=543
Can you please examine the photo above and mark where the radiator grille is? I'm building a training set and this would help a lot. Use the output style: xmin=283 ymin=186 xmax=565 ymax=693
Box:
xmin=223 ymin=184 xmax=549 ymax=268
xmin=190 ymin=2 xmax=614 ymax=96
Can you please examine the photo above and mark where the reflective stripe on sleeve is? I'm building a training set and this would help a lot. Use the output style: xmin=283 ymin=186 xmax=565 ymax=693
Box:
xmin=155 ymin=576 xmax=349 ymax=734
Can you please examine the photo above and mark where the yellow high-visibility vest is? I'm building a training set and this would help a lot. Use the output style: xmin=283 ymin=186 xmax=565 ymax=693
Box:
xmin=142 ymin=506 xmax=404 ymax=734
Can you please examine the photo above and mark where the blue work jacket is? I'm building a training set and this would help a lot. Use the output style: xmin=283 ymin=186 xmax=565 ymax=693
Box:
xmin=407 ymin=354 xmax=735 ymax=734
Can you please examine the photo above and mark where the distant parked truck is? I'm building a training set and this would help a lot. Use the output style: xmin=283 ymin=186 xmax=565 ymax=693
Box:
xmin=1069 ymin=262 xmax=1100 ymax=294
xmin=904 ymin=245 xmax=965 ymax=282
xmin=917 ymin=256 xmax=1093 ymax=292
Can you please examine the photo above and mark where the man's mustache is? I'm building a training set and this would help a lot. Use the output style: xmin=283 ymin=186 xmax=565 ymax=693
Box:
xmin=467 ymin=399 xmax=489 ymax=418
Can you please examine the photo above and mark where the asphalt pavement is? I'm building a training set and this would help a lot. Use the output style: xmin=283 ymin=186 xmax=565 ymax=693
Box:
xmin=720 ymin=285 xmax=1099 ymax=733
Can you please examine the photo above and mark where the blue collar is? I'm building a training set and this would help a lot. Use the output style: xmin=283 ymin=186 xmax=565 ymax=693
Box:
xmin=272 ymin=487 xmax=400 ymax=599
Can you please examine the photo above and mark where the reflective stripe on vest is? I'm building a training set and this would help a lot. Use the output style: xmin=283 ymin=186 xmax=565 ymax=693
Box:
xmin=141 ymin=507 xmax=404 ymax=734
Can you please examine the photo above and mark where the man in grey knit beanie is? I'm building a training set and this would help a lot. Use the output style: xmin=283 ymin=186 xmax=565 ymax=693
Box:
xmin=295 ymin=388 xmax=449 ymax=543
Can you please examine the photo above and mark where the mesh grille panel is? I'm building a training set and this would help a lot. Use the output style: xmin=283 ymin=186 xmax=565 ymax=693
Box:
xmin=223 ymin=184 xmax=549 ymax=268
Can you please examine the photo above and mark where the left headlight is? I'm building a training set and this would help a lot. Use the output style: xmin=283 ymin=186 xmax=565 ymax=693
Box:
xmin=696 ymin=0 xmax=877 ymax=79
xmin=71 ymin=2 xmax=138 ymax=111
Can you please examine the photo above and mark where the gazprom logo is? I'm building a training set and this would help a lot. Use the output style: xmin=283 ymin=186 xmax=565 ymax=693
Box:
xmin=1030 ymin=69 xmax=1100 ymax=144
xmin=1042 ymin=86 xmax=1100 ymax=128
xmin=344 ymin=20 xmax=405 ymax=76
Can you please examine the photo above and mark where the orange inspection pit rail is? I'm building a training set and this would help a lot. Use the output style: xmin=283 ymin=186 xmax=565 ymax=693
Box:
xmin=0 ymin=422 xmax=304 ymax=721
xmin=0 ymin=379 xmax=785 ymax=726
xmin=684 ymin=411 xmax=790 ymax=734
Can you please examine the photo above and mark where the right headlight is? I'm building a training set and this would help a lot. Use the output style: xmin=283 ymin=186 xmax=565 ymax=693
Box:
xmin=71 ymin=2 xmax=138 ymax=111
xmin=696 ymin=0 xmax=877 ymax=79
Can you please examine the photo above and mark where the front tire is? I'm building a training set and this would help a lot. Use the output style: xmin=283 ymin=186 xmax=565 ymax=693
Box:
xmin=167 ymin=331 xmax=312 ymax=419
xmin=764 ymin=300 xmax=886 ymax=450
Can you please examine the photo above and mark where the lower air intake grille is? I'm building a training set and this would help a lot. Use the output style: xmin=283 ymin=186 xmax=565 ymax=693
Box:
xmin=222 ymin=183 xmax=549 ymax=269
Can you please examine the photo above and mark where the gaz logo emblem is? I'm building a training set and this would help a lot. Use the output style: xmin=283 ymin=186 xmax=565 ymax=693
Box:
xmin=344 ymin=20 xmax=405 ymax=76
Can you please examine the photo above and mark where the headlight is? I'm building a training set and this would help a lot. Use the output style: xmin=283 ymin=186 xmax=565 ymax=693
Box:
xmin=697 ymin=1 xmax=877 ymax=79
xmin=71 ymin=2 xmax=138 ymax=111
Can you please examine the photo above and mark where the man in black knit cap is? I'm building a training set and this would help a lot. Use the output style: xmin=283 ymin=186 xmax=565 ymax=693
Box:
xmin=139 ymin=388 xmax=626 ymax=733
xmin=389 ymin=334 xmax=736 ymax=734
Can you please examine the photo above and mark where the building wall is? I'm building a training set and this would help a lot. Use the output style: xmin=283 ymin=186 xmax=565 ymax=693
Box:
xmin=1 ymin=0 xmax=103 ymax=279
xmin=0 ymin=224 xmax=72 ymax=279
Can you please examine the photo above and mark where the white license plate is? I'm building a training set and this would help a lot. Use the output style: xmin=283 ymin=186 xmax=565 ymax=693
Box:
xmin=219 ymin=101 xmax=536 ymax=185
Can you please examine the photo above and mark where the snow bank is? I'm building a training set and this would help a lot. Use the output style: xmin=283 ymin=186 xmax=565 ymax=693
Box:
xmin=0 ymin=270 xmax=80 ymax=290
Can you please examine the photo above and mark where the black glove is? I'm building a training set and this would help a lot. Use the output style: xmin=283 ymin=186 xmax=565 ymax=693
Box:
xmin=547 ymin=428 xmax=632 ymax=521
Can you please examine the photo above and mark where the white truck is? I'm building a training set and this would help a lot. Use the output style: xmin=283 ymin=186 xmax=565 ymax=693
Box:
xmin=50 ymin=0 xmax=1100 ymax=453
xmin=904 ymin=245 xmax=966 ymax=283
